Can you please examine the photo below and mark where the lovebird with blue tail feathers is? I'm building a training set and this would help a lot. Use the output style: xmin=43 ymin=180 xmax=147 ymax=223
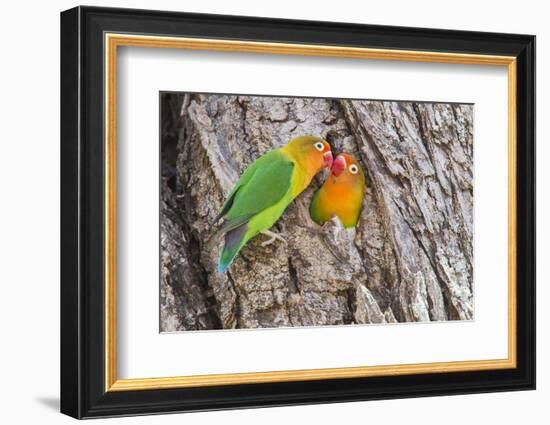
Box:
xmin=217 ymin=135 xmax=333 ymax=272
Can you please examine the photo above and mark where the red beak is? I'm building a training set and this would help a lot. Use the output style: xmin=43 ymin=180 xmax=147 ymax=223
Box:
xmin=331 ymin=155 xmax=346 ymax=177
xmin=323 ymin=151 xmax=333 ymax=169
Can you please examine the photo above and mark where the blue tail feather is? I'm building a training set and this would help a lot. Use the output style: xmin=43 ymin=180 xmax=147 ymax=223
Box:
xmin=218 ymin=223 xmax=248 ymax=273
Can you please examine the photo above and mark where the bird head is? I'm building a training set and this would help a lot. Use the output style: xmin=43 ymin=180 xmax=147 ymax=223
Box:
xmin=284 ymin=135 xmax=333 ymax=174
xmin=330 ymin=153 xmax=365 ymax=186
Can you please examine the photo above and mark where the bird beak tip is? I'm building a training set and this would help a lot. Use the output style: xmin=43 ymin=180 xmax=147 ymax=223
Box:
xmin=331 ymin=155 xmax=346 ymax=177
xmin=323 ymin=151 xmax=334 ymax=169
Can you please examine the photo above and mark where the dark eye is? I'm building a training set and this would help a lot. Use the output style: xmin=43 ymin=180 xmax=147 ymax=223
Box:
xmin=314 ymin=142 xmax=324 ymax=152
xmin=349 ymin=164 xmax=358 ymax=174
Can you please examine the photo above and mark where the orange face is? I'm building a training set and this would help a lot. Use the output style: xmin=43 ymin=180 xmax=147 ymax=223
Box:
xmin=285 ymin=136 xmax=333 ymax=175
xmin=329 ymin=153 xmax=365 ymax=186
xmin=309 ymin=139 xmax=333 ymax=172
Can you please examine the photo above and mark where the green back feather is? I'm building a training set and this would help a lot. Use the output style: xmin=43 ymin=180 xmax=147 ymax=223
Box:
xmin=218 ymin=149 xmax=295 ymax=271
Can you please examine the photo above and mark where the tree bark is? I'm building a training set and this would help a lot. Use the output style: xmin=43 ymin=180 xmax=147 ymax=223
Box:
xmin=160 ymin=94 xmax=473 ymax=331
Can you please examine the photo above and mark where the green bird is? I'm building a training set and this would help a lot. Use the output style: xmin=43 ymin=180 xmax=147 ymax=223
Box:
xmin=217 ymin=135 xmax=333 ymax=272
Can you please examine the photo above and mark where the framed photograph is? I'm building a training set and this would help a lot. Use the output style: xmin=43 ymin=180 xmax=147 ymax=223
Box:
xmin=60 ymin=6 xmax=535 ymax=419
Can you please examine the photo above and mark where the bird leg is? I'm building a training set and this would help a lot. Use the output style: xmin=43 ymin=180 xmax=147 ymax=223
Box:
xmin=260 ymin=230 xmax=287 ymax=247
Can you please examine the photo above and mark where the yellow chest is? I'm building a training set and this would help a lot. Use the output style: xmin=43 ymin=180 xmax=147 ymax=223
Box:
xmin=291 ymin=164 xmax=315 ymax=197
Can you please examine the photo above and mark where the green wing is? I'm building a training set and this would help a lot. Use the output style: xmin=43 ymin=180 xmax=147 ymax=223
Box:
xmin=217 ymin=152 xmax=277 ymax=220
xmin=219 ymin=150 xmax=294 ymax=231
xmin=218 ymin=151 xmax=294 ymax=272
xmin=222 ymin=153 xmax=294 ymax=231
xmin=309 ymin=189 xmax=325 ymax=225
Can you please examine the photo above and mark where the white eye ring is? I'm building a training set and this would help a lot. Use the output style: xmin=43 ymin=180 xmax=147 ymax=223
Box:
xmin=314 ymin=142 xmax=324 ymax=152
xmin=349 ymin=164 xmax=359 ymax=174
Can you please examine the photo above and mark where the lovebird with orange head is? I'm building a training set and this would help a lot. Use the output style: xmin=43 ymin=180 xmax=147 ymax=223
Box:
xmin=217 ymin=135 xmax=333 ymax=272
xmin=310 ymin=153 xmax=365 ymax=228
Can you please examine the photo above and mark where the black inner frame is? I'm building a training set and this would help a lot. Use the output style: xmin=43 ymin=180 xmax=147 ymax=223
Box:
xmin=60 ymin=6 xmax=535 ymax=419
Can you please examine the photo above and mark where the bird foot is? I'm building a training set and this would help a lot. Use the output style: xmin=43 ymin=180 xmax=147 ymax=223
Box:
xmin=260 ymin=230 xmax=287 ymax=247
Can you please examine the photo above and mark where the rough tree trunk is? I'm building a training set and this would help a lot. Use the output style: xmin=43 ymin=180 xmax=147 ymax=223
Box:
xmin=160 ymin=94 xmax=473 ymax=332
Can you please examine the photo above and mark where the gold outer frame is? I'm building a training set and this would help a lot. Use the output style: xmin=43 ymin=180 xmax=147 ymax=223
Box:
xmin=104 ymin=33 xmax=517 ymax=392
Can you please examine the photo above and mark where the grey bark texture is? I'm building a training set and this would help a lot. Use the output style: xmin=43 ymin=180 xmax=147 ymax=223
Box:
xmin=160 ymin=93 xmax=474 ymax=332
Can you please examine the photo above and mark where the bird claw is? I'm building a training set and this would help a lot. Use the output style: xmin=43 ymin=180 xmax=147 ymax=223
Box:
xmin=260 ymin=230 xmax=287 ymax=247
